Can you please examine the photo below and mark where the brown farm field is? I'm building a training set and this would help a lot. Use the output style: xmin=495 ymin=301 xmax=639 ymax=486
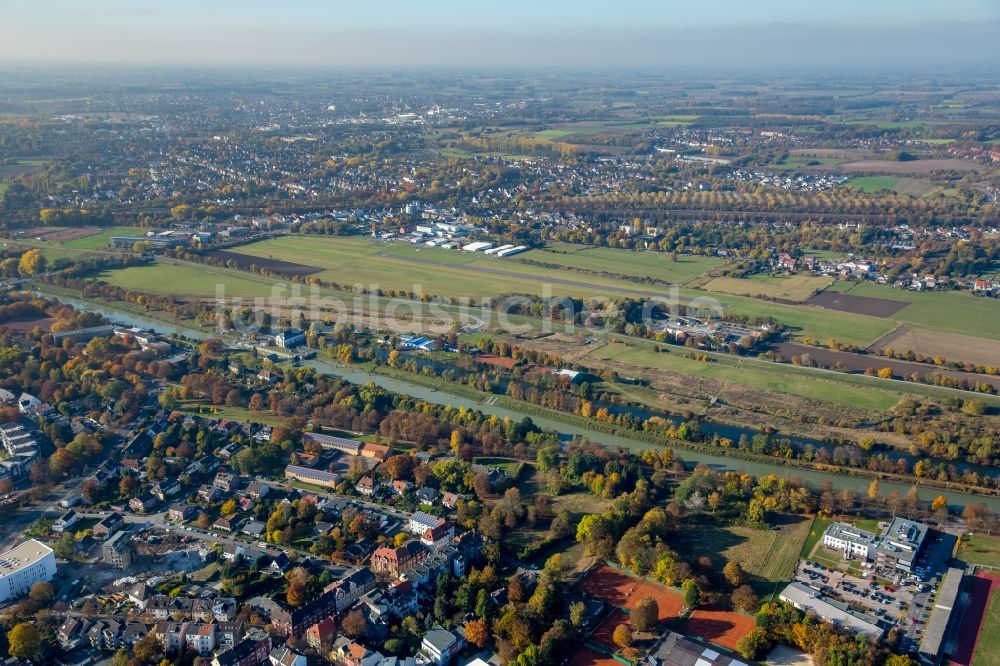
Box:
xmin=871 ymin=326 xmax=1000 ymax=369
xmin=701 ymin=275 xmax=832 ymax=302
xmin=684 ymin=608 xmax=756 ymax=651
xmin=21 ymin=226 xmax=102 ymax=242
xmin=836 ymin=158 xmax=981 ymax=174
xmin=806 ymin=291 xmax=910 ymax=317
xmin=773 ymin=342 xmax=1000 ymax=390
xmin=205 ymin=249 xmax=323 ymax=278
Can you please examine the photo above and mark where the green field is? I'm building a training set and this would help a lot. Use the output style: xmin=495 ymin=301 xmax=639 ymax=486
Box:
xmin=223 ymin=236 xmax=727 ymax=302
xmin=703 ymin=274 xmax=832 ymax=302
xmin=958 ymin=534 xmax=1000 ymax=568
xmin=98 ymin=260 xmax=285 ymax=298
xmin=841 ymin=282 xmax=1000 ymax=341
xmin=844 ymin=176 xmax=900 ymax=193
xmin=674 ymin=518 xmax=813 ymax=594
xmin=591 ymin=342 xmax=902 ymax=410
xmin=517 ymin=244 xmax=726 ymax=284
xmin=975 ymin=591 xmax=1000 ymax=666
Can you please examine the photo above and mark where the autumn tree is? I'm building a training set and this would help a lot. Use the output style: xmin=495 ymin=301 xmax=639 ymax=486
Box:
xmin=7 ymin=623 xmax=43 ymax=661
xmin=631 ymin=597 xmax=659 ymax=633
xmin=682 ymin=579 xmax=700 ymax=608
xmin=723 ymin=561 xmax=745 ymax=588
xmin=29 ymin=581 xmax=54 ymax=604
xmin=612 ymin=623 xmax=632 ymax=649
xmin=342 ymin=609 xmax=368 ymax=638
xmin=731 ymin=585 xmax=758 ymax=613
xmin=465 ymin=618 xmax=489 ymax=648
xmin=18 ymin=249 xmax=47 ymax=276
xmin=286 ymin=581 xmax=307 ymax=607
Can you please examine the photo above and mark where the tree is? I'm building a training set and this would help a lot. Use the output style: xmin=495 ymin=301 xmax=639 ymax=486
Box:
xmin=133 ymin=633 xmax=164 ymax=663
xmin=221 ymin=499 xmax=238 ymax=516
xmin=29 ymin=581 xmax=54 ymax=604
xmin=632 ymin=597 xmax=659 ymax=633
xmin=735 ymin=628 xmax=770 ymax=660
xmin=249 ymin=393 xmax=265 ymax=413
xmin=682 ymin=579 xmax=700 ymax=608
xmin=342 ymin=609 xmax=368 ymax=638
xmin=7 ymin=623 xmax=43 ymax=661
xmin=18 ymin=248 xmax=47 ymax=276
xmin=731 ymin=585 xmax=758 ymax=613
xmin=867 ymin=479 xmax=879 ymax=501
xmin=931 ymin=495 xmax=948 ymax=514
xmin=286 ymin=581 xmax=307 ymax=607
xmin=53 ymin=532 xmax=76 ymax=560
xmin=508 ymin=574 xmax=527 ymax=604
xmin=612 ymin=623 xmax=632 ymax=649
xmin=885 ymin=655 xmax=916 ymax=666
xmin=723 ymin=561 xmax=745 ymax=588
xmin=569 ymin=601 xmax=587 ymax=628
xmin=465 ymin=618 xmax=489 ymax=648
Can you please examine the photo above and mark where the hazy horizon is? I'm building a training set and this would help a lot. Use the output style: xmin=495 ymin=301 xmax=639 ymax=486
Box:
xmin=1 ymin=0 xmax=998 ymax=71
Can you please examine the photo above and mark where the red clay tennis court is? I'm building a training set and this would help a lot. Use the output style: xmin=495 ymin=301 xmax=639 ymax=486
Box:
xmin=579 ymin=564 xmax=685 ymax=621
xmin=590 ymin=608 xmax=630 ymax=649
xmin=564 ymin=647 xmax=620 ymax=666
xmin=684 ymin=607 xmax=756 ymax=651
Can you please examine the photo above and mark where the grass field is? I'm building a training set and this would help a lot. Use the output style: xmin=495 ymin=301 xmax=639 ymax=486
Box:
xmin=223 ymin=235 xmax=726 ymax=302
xmin=518 ymin=244 xmax=726 ymax=284
xmin=974 ymin=587 xmax=1000 ymax=666
xmin=98 ymin=260 xmax=285 ymax=298
xmin=673 ymin=518 xmax=813 ymax=595
xmin=702 ymin=275 xmax=833 ymax=302
xmin=800 ymin=517 xmax=833 ymax=558
xmin=844 ymin=176 xmax=900 ymax=192
xmin=591 ymin=342 xmax=902 ymax=410
xmin=959 ymin=534 xmax=1000 ymax=569
xmin=842 ymin=282 xmax=1000 ymax=341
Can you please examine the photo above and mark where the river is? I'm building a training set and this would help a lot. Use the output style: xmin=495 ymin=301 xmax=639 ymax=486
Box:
xmin=41 ymin=290 xmax=1000 ymax=510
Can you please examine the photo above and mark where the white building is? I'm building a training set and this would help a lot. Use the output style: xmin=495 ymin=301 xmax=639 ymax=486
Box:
xmin=822 ymin=522 xmax=878 ymax=560
xmin=408 ymin=511 xmax=443 ymax=536
xmin=0 ymin=540 xmax=57 ymax=603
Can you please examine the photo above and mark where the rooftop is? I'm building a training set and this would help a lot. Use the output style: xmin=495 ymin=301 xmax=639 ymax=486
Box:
xmin=0 ymin=539 xmax=54 ymax=576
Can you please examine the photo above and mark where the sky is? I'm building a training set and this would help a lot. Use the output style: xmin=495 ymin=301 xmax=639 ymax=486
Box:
xmin=0 ymin=0 xmax=998 ymax=70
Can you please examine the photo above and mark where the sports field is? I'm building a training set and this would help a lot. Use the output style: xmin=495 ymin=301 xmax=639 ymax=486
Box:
xmin=844 ymin=176 xmax=899 ymax=192
xmin=701 ymin=275 xmax=833 ymax=302
xmin=579 ymin=564 xmax=686 ymax=621
xmin=683 ymin=608 xmax=755 ymax=651
xmin=590 ymin=608 xmax=631 ymax=650
xmin=564 ymin=647 xmax=620 ymax=666
xmin=591 ymin=342 xmax=902 ymax=411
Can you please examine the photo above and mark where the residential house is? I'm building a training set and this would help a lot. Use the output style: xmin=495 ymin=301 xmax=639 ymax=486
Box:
xmin=198 ymin=484 xmax=223 ymax=503
xmin=212 ymin=628 xmax=272 ymax=666
xmin=129 ymin=493 xmax=159 ymax=513
xmin=245 ymin=480 xmax=271 ymax=500
xmin=168 ymin=504 xmax=200 ymax=522
xmin=391 ymin=480 xmax=413 ymax=496
xmin=371 ymin=541 xmax=429 ymax=578
xmin=356 ymin=476 xmax=377 ymax=496
xmin=325 ymin=567 xmax=377 ymax=613
xmin=408 ymin=511 xmax=444 ymax=536
xmin=306 ymin=616 xmax=337 ymax=650
xmin=270 ymin=646 xmax=308 ymax=666
xmin=442 ymin=492 xmax=463 ymax=509
xmin=415 ymin=487 xmax=439 ymax=506
xmin=420 ymin=627 xmax=464 ymax=666
xmin=92 ymin=512 xmax=124 ymax=540
xmin=52 ymin=511 xmax=78 ymax=533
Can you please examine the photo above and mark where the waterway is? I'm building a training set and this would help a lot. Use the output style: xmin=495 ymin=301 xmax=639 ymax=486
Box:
xmin=41 ymin=290 xmax=1000 ymax=510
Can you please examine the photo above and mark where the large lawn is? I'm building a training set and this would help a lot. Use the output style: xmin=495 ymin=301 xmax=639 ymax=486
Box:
xmin=97 ymin=260 xmax=285 ymax=298
xmin=673 ymin=518 xmax=813 ymax=595
xmin=591 ymin=342 xmax=902 ymax=411
xmin=702 ymin=274 xmax=833 ymax=302
xmin=225 ymin=236 xmax=725 ymax=302
xmin=959 ymin=534 xmax=1000 ymax=568
xmin=516 ymin=244 xmax=726 ymax=284
xmin=842 ymin=282 xmax=1000 ymax=341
